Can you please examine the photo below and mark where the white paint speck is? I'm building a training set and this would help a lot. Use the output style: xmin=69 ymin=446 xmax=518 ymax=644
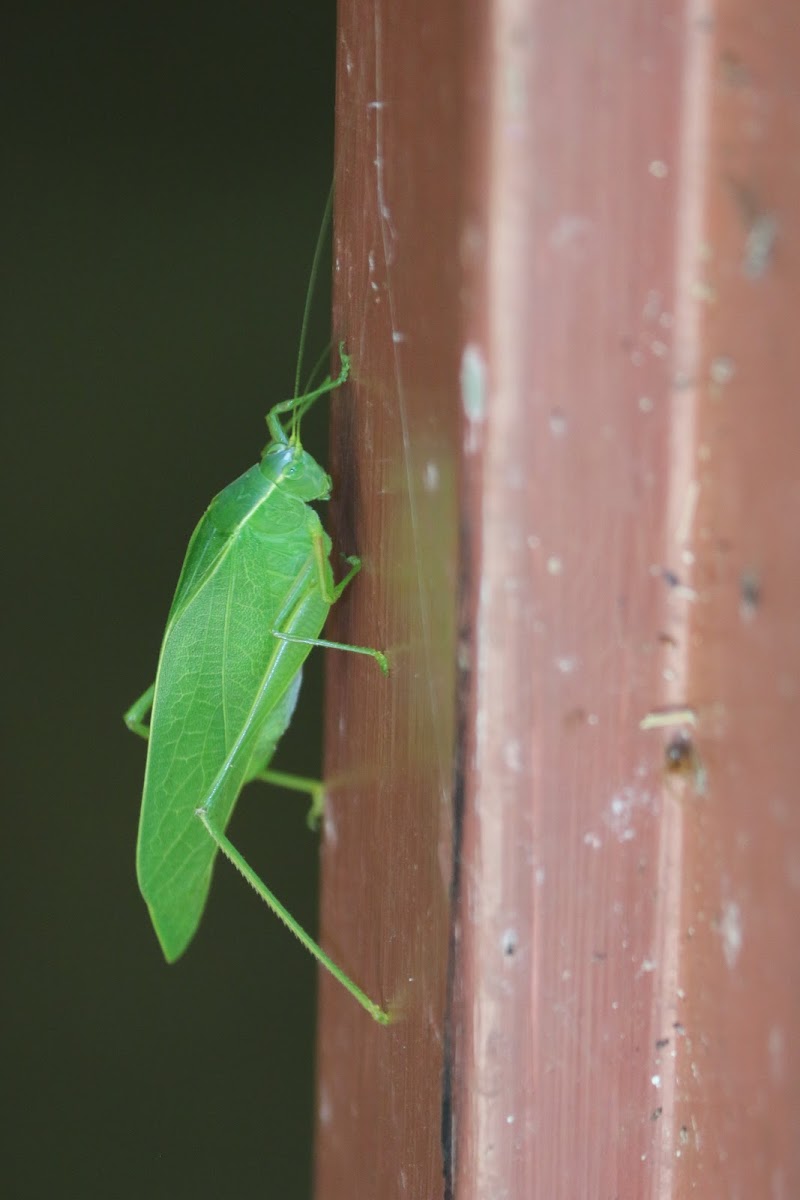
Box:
xmin=649 ymin=160 xmax=668 ymax=178
xmin=719 ymin=900 xmax=743 ymax=968
xmin=549 ymin=409 xmax=568 ymax=436
xmin=638 ymin=395 xmax=654 ymax=413
xmin=504 ymin=739 xmax=522 ymax=772
xmin=423 ymin=460 xmax=440 ymax=491
xmin=549 ymin=214 xmax=592 ymax=249
xmin=584 ymin=832 xmax=602 ymax=850
xmin=556 ymin=654 xmax=579 ymax=674
xmin=391 ymin=330 xmax=406 ymax=344
xmin=744 ymin=213 xmax=778 ymax=278
xmin=460 ymin=343 xmax=488 ymax=455
xmin=651 ymin=1074 xmax=662 ymax=1088
xmin=324 ymin=810 xmax=338 ymax=847
xmin=546 ymin=555 xmax=563 ymax=576
xmin=604 ymin=785 xmax=654 ymax=841
xmin=710 ymin=355 xmax=736 ymax=385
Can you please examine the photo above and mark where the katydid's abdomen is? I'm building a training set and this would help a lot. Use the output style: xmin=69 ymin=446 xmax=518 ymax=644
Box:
xmin=137 ymin=458 xmax=333 ymax=962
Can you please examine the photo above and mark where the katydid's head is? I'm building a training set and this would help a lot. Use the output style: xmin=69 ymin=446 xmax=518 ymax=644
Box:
xmin=259 ymin=439 xmax=331 ymax=500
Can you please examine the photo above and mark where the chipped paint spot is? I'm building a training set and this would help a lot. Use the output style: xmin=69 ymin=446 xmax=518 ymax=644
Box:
xmin=501 ymin=929 xmax=519 ymax=957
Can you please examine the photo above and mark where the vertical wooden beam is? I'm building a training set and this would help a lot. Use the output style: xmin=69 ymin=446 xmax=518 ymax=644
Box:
xmin=316 ymin=0 xmax=461 ymax=1196
xmin=318 ymin=1 xmax=800 ymax=1196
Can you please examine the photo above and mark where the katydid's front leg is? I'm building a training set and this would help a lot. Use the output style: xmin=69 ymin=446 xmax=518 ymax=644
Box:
xmin=332 ymin=554 xmax=362 ymax=600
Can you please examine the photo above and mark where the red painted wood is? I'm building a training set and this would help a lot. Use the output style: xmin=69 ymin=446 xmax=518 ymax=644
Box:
xmin=316 ymin=2 xmax=800 ymax=1197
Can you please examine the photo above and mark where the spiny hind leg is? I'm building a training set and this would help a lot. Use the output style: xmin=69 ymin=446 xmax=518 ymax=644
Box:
xmin=194 ymin=801 xmax=390 ymax=1025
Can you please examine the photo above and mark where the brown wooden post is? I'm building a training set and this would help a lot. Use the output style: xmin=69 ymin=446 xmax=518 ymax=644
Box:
xmin=316 ymin=2 xmax=800 ymax=1197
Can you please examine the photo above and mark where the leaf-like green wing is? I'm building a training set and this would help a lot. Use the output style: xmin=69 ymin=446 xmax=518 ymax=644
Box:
xmin=137 ymin=465 xmax=330 ymax=961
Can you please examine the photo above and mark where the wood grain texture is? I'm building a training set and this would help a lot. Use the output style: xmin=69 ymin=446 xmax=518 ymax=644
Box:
xmin=317 ymin=1 xmax=800 ymax=1197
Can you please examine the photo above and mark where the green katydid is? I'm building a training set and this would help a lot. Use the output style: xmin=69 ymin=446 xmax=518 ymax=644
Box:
xmin=124 ymin=203 xmax=390 ymax=1025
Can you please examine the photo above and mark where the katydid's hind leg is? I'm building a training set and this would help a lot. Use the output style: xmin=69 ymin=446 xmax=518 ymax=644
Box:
xmin=124 ymin=684 xmax=155 ymax=739
xmin=194 ymin=802 xmax=389 ymax=1025
xmin=249 ymin=767 xmax=326 ymax=830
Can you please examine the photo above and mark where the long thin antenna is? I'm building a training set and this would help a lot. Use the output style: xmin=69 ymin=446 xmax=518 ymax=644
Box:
xmin=293 ymin=182 xmax=334 ymax=402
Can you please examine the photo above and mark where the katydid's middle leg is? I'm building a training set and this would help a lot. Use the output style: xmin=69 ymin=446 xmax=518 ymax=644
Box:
xmin=247 ymin=765 xmax=326 ymax=829
xmin=124 ymin=684 xmax=155 ymax=739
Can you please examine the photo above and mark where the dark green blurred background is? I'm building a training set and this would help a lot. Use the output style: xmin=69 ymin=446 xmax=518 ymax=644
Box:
xmin=4 ymin=7 xmax=338 ymax=1197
